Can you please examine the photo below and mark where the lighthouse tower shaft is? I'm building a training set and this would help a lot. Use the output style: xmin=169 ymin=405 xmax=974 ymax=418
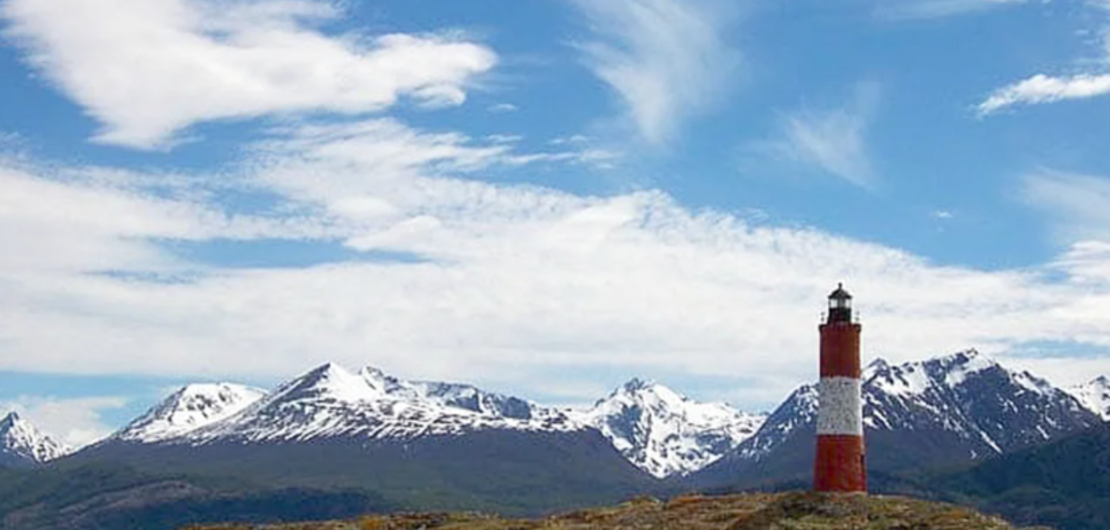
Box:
xmin=814 ymin=286 xmax=866 ymax=493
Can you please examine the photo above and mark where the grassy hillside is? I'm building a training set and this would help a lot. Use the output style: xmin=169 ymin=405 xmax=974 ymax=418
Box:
xmin=2 ymin=430 xmax=656 ymax=530
xmin=180 ymin=492 xmax=1051 ymax=530
xmin=0 ymin=463 xmax=396 ymax=530
xmin=70 ymin=431 xmax=656 ymax=515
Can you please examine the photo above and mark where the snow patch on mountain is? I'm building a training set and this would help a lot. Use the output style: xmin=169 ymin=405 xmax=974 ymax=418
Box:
xmin=865 ymin=350 xmax=1005 ymax=398
xmin=1069 ymin=376 xmax=1110 ymax=421
xmin=112 ymin=383 xmax=267 ymax=443
xmin=1 ymin=412 xmax=70 ymax=464
xmin=725 ymin=349 xmax=1099 ymax=468
xmin=360 ymin=366 xmax=540 ymax=419
xmin=864 ymin=349 xmax=1059 ymax=407
xmin=572 ymin=378 xmax=766 ymax=478
xmin=177 ymin=363 xmax=582 ymax=445
xmin=861 ymin=349 xmax=1090 ymax=451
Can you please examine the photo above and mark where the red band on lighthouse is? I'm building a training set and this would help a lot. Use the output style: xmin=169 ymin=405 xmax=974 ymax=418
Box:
xmin=814 ymin=434 xmax=866 ymax=492
xmin=814 ymin=284 xmax=866 ymax=494
xmin=819 ymin=324 xmax=861 ymax=379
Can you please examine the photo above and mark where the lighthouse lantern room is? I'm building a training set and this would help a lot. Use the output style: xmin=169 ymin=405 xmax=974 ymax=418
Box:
xmin=827 ymin=283 xmax=852 ymax=322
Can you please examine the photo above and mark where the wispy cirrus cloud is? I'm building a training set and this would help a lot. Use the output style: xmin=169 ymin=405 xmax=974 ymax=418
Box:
xmin=978 ymin=2 xmax=1110 ymax=115
xmin=0 ymin=0 xmax=497 ymax=148
xmin=1022 ymin=169 xmax=1110 ymax=243
xmin=759 ymin=83 xmax=881 ymax=189
xmin=568 ymin=0 xmax=739 ymax=145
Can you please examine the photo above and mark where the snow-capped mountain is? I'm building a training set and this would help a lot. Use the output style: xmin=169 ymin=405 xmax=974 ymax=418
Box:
xmin=860 ymin=350 xmax=1095 ymax=458
xmin=150 ymin=363 xmax=581 ymax=445
xmin=0 ymin=412 xmax=70 ymax=467
xmin=72 ymin=363 xmax=652 ymax=508
xmin=111 ymin=383 xmax=267 ymax=443
xmin=695 ymin=349 xmax=1100 ymax=487
xmin=572 ymin=378 xmax=765 ymax=478
xmin=1068 ymin=376 xmax=1110 ymax=421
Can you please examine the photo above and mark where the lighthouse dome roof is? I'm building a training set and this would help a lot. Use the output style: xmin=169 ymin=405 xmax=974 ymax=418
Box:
xmin=828 ymin=282 xmax=852 ymax=300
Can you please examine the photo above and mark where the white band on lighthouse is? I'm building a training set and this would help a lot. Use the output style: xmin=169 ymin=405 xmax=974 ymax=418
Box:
xmin=816 ymin=377 xmax=863 ymax=436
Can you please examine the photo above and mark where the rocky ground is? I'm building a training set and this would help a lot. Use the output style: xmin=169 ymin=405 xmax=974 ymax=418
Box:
xmin=180 ymin=491 xmax=1054 ymax=530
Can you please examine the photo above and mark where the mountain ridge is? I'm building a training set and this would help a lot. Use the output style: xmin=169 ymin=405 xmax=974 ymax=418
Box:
xmin=89 ymin=364 xmax=766 ymax=480
xmin=176 ymin=362 xmax=584 ymax=445
xmin=9 ymin=351 xmax=1109 ymax=530
xmin=74 ymin=352 xmax=1110 ymax=480
xmin=692 ymin=349 xmax=1101 ymax=489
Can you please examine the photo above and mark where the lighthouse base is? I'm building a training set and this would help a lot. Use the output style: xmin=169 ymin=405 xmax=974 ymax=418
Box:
xmin=814 ymin=435 xmax=866 ymax=493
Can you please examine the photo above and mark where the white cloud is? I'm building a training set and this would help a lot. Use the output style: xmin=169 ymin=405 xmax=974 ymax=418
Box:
xmin=486 ymin=134 xmax=523 ymax=144
xmin=978 ymin=3 xmax=1110 ymax=115
xmin=762 ymin=83 xmax=880 ymax=188
xmin=978 ymin=73 xmax=1110 ymax=115
xmin=0 ymin=0 xmax=497 ymax=148
xmin=487 ymin=103 xmax=519 ymax=113
xmin=1 ymin=396 xmax=128 ymax=448
xmin=569 ymin=0 xmax=739 ymax=144
xmin=6 ymin=121 xmax=1110 ymax=409
xmin=2 ymin=0 xmax=1110 ymax=416
xmin=550 ymin=134 xmax=590 ymax=146
xmin=0 ymin=160 xmax=352 ymax=276
xmin=878 ymin=0 xmax=1028 ymax=20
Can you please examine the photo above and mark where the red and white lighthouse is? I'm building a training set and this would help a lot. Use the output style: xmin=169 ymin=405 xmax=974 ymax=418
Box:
xmin=814 ymin=283 xmax=866 ymax=493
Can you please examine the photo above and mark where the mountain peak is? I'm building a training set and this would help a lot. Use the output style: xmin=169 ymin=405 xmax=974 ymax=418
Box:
xmin=308 ymin=361 xmax=351 ymax=380
xmin=931 ymin=349 xmax=1000 ymax=386
xmin=273 ymin=362 xmax=387 ymax=404
xmin=1069 ymin=375 xmax=1110 ymax=421
xmin=864 ymin=349 xmax=1005 ymax=397
xmin=863 ymin=358 xmax=890 ymax=379
xmin=867 ymin=357 xmax=890 ymax=370
xmin=620 ymin=377 xmax=655 ymax=393
xmin=954 ymin=347 xmax=980 ymax=359
xmin=938 ymin=348 xmax=991 ymax=365
xmin=111 ymin=382 xmax=267 ymax=443
xmin=1 ymin=411 xmax=19 ymax=426
xmin=0 ymin=411 xmax=70 ymax=465
xmin=575 ymin=380 xmax=766 ymax=478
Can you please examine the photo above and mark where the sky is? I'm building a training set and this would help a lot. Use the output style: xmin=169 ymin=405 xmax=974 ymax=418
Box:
xmin=2 ymin=0 xmax=1110 ymax=448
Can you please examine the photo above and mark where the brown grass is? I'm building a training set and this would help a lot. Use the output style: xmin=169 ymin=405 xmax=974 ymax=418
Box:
xmin=179 ymin=491 xmax=1055 ymax=530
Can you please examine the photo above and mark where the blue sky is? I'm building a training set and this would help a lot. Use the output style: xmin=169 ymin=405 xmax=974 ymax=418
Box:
xmin=2 ymin=0 xmax=1110 ymax=447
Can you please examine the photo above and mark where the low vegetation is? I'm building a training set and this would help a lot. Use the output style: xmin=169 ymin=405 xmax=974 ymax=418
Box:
xmin=181 ymin=491 xmax=1053 ymax=530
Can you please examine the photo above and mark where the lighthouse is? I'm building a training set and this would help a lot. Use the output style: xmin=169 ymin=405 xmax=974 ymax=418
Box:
xmin=814 ymin=283 xmax=866 ymax=493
